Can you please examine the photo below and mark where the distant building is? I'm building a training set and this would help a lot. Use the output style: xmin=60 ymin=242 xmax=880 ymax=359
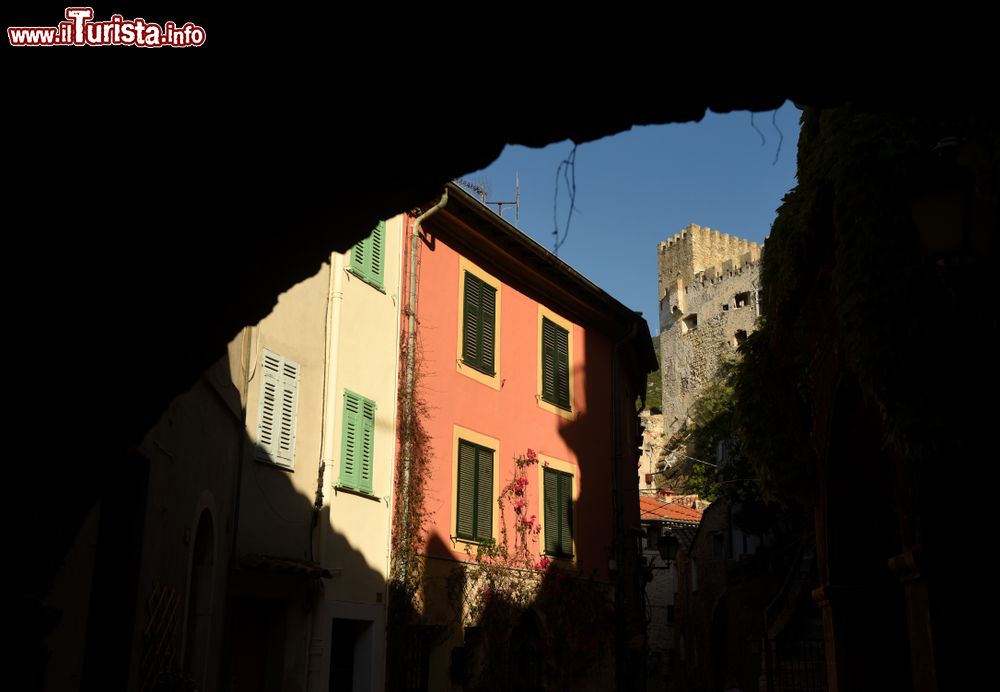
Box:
xmin=657 ymin=224 xmax=762 ymax=446
xmin=639 ymin=496 xmax=702 ymax=690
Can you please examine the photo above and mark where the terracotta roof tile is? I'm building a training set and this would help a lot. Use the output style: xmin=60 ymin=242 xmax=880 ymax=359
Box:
xmin=639 ymin=496 xmax=703 ymax=523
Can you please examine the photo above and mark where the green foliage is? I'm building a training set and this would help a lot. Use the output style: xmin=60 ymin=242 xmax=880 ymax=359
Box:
xmin=677 ymin=353 xmax=792 ymax=531
xmin=736 ymin=105 xmax=998 ymax=507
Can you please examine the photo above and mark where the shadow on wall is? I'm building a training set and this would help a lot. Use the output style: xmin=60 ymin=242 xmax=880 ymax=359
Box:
xmin=40 ymin=351 xmax=385 ymax=692
xmin=392 ymin=533 xmax=616 ymax=692
xmin=386 ymin=320 xmax=648 ymax=691
xmin=554 ymin=324 xmax=647 ymax=691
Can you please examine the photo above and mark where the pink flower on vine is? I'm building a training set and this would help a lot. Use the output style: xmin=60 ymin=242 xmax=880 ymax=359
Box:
xmin=526 ymin=448 xmax=537 ymax=462
xmin=535 ymin=556 xmax=551 ymax=570
xmin=511 ymin=476 xmax=528 ymax=496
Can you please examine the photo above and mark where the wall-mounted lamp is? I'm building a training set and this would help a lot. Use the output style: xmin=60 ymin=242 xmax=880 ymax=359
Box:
xmin=657 ymin=533 xmax=679 ymax=567
xmin=909 ymin=136 xmax=994 ymax=265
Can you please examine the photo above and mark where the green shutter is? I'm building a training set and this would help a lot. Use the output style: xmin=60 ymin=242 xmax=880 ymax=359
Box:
xmin=276 ymin=358 xmax=299 ymax=467
xmin=340 ymin=391 xmax=360 ymax=488
xmin=543 ymin=467 xmax=573 ymax=557
xmin=456 ymin=441 xmax=477 ymax=539
xmin=257 ymin=366 xmax=279 ymax=460
xmin=350 ymin=236 xmax=367 ymax=280
xmin=359 ymin=397 xmax=375 ymax=493
xmin=369 ymin=220 xmax=385 ymax=288
xmin=456 ymin=440 xmax=494 ymax=541
xmin=480 ymin=282 xmax=496 ymax=374
xmin=462 ymin=273 xmax=481 ymax=368
xmin=558 ymin=471 xmax=573 ymax=556
xmin=340 ymin=390 xmax=376 ymax=493
xmin=462 ymin=272 xmax=496 ymax=376
xmin=544 ymin=468 xmax=559 ymax=554
xmin=541 ymin=318 xmax=570 ymax=409
xmin=475 ymin=446 xmax=493 ymax=541
xmin=257 ymin=350 xmax=298 ymax=468
xmin=349 ymin=221 xmax=385 ymax=290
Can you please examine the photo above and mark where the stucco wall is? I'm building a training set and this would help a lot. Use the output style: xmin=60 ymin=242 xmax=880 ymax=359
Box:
xmin=240 ymin=267 xmax=330 ymax=562
xmin=325 ymin=214 xmax=402 ymax=607
xmin=411 ymin=223 xmax=615 ymax=582
xmin=238 ymin=218 xmax=402 ymax=692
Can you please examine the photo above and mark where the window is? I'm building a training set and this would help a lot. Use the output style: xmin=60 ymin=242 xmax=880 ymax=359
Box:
xmin=543 ymin=467 xmax=574 ymax=558
xmin=339 ymin=390 xmax=375 ymax=494
xmin=349 ymin=220 xmax=385 ymax=290
xmin=541 ymin=317 xmax=570 ymax=410
xmin=456 ymin=439 xmax=494 ymax=542
xmin=461 ymin=271 xmax=497 ymax=375
xmin=256 ymin=349 xmax=299 ymax=469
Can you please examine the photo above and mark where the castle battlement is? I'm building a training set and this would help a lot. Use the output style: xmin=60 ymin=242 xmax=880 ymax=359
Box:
xmin=658 ymin=224 xmax=762 ymax=257
xmin=657 ymin=225 xmax=764 ymax=441
xmin=658 ymin=224 xmax=763 ymax=296
xmin=691 ymin=249 xmax=762 ymax=287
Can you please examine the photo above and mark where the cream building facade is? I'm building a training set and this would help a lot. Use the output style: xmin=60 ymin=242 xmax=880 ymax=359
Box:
xmin=232 ymin=216 xmax=403 ymax=692
xmin=42 ymin=218 xmax=403 ymax=692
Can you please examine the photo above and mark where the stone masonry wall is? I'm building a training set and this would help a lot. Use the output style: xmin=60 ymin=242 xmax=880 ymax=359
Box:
xmin=657 ymin=225 xmax=762 ymax=442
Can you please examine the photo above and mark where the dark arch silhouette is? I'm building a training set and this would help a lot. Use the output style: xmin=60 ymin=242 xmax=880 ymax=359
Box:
xmin=183 ymin=508 xmax=215 ymax=689
xmin=6 ymin=12 xmax=995 ymax=691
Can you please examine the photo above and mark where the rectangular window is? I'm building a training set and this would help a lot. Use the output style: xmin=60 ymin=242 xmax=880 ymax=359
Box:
xmin=256 ymin=349 xmax=299 ymax=469
xmin=339 ymin=390 xmax=375 ymax=494
xmin=462 ymin=271 xmax=497 ymax=375
xmin=543 ymin=467 xmax=573 ymax=558
xmin=349 ymin=220 xmax=385 ymax=290
xmin=456 ymin=439 xmax=494 ymax=542
xmin=541 ymin=317 xmax=570 ymax=410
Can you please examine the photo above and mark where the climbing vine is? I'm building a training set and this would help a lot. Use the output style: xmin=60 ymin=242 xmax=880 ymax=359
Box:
xmin=455 ymin=449 xmax=548 ymax=624
xmin=445 ymin=449 xmax=613 ymax=690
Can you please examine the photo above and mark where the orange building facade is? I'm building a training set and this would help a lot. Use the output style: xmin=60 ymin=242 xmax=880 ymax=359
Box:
xmin=391 ymin=183 xmax=656 ymax=690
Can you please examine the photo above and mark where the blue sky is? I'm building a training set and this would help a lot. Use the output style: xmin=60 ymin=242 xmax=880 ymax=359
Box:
xmin=462 ymin=101 xmax=801 ymax=334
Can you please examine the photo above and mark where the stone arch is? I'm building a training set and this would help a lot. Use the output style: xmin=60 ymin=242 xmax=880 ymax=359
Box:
xmin=182 ymin=494 xmax=217 ymax=689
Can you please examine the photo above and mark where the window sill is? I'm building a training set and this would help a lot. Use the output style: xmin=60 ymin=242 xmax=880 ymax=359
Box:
xmin=346 ymin=267 xmax=386 ymax=293
xmin=456 ymin=359 xmax=501 ymax=390
xmin=254 ymin=453 xmax=294 ymax=472
xmin=542 ymin=553 xmax=578 ymax=571
xmin=460 ymin=360 xmax=495 ymax=378
xmin=536 ymin=395 xmax=575 ymax=421
xmin=333 ymin=485 xmax=381 ymax=502
xmin=540 ymin=396 xmax=571 ymax=412
xmin=450 ymin=535 xmax=497 ymax=555
xmin=543 ymin=551 xmax=574 ymax=561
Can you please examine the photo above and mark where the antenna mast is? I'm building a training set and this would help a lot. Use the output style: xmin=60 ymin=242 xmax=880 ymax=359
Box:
xmin=487 ymin=173 xmax=520 ymax=226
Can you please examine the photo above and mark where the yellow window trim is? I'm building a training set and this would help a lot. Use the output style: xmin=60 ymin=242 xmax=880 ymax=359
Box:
xmin=536 ymin=453 xmax=580 ymax=570
xmin=450 ymin=425 xmax=501 ymax=552
xmin=536 ymin=304 xmax=576 ymax=420
xmin=455 ymin=256 xmax=502 ymax=391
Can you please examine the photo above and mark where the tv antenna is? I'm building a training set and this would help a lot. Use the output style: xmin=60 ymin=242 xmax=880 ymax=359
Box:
xmin=489 ymin=173 xmax=520 ymax=226
xmin=456 ymin=175 xmax=521 ymax=226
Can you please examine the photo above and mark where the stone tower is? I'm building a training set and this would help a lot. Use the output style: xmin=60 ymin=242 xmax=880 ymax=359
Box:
xmin=657 ymin=224 xmax=763 ymax=444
